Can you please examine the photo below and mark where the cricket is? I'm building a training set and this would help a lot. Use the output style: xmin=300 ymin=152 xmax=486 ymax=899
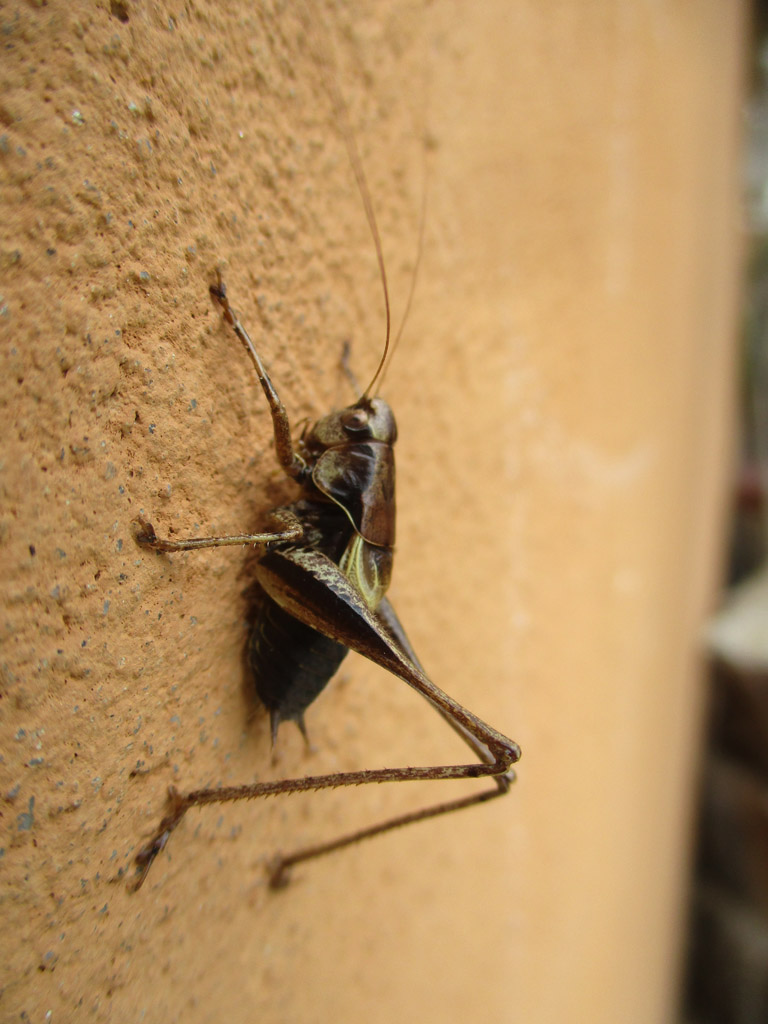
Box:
xmin=131 ymin=23 xmax=520 ymax=891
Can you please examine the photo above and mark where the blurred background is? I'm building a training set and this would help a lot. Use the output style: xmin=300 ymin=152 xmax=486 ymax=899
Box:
xmin=683 ymin=4 xmax=768 ymax=1021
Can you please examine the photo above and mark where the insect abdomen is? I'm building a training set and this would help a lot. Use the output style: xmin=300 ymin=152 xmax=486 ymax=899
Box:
xmin=249 ymin=593 xmax=348 ymax=741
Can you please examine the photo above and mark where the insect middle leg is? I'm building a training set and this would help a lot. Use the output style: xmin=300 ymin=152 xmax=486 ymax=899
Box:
xmin=134 ymin=507 xmax=304 ymax=552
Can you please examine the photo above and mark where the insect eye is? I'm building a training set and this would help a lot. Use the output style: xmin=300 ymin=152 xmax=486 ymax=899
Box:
xmin=341 ymin=408 xmax=369 ymax=434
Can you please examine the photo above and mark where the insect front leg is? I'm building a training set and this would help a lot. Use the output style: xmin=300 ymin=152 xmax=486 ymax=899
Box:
xmin=210 ymin=273 xmax=306 ymax=481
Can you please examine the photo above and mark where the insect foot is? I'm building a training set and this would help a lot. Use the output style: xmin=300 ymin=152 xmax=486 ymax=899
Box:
xmin=131 ymin=785 xmax=189 ymax=891
xmin=209 ymin=274 xmax=226 ymax=305
xmin=134 ymin=516 xmax=161 ymax=549
xmin=267 ymin=855 xmax=292 ymax=891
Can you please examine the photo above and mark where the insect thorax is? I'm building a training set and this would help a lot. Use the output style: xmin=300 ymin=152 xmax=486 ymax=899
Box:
xmin=248 ymin=496 xmax=393 ymax=739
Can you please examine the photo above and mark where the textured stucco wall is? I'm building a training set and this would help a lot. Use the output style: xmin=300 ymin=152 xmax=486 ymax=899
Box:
xmin=1 ymin=2 xmax=743 ymax=1022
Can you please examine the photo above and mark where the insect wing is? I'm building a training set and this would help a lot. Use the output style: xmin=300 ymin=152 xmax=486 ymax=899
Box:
xmin=312 ymin=443 xmax=395 ymax=547
xmin=255 ymin=546 xmax=409 ymax=678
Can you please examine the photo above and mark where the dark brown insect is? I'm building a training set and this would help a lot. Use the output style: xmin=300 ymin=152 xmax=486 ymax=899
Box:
xmin=131 ymin=49 xmax=520 ymax=891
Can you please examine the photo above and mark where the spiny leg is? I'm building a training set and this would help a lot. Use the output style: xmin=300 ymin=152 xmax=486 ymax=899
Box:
xmin=268 ymin=776 xmax=513 ymax=889
xmin=264 ymin=593 xmax=518 ymax=886
xmin=131 ymin=756 xmax=517 ymax=891
xmin=131 ymin=547 xmax=520 ymax=891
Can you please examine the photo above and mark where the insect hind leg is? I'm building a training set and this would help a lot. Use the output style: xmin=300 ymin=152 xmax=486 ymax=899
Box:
xmin=268 ymin=775 xmax=513 ymax=888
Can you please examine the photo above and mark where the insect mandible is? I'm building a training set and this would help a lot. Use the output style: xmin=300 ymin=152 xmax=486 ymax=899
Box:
xmin=131 ymin=47 xmax=521 ymax=892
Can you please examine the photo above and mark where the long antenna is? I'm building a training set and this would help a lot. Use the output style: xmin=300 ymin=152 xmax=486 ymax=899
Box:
xmin=375 ymin=145 xmax=428 ymax=396
xmin=337 ymin=97 xmax=392 ymax=401
xmin=303 ymin=11 xmax=392 ymax=401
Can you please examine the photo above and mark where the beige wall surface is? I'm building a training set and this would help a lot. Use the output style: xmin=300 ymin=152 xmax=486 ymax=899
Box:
xmin=0 ymin=2 xmax=743 ymax=1022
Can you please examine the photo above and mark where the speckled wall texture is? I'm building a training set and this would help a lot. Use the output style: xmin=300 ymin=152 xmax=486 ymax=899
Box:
xmin=0 ymin=2 xmax=744 ymax=1023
